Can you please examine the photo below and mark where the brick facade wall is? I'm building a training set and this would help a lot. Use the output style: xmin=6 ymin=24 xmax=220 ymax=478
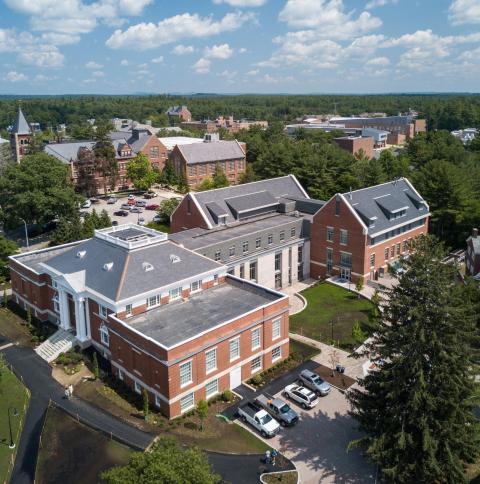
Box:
xmin=170 ymin=194 xmax=209 ymax=232
xmin=334 ymin=137 xmax=374 ymax=159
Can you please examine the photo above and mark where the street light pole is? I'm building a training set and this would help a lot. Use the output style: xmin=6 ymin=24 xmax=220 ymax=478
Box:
xmin=20 ymin=218 xmax=29 ymax=250
xmin=8 ymin=407 xmax=19 ymax=449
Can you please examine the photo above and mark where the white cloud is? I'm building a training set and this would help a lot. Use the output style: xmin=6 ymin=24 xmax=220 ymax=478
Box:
xmin=193 ymin=58 xmax=211 ymax=74
xmin=92 ymin=70 xmax=105 ymax=77
xmin=4 ymin=70 xmax=28 ymax=82
xmin=120 ymin=59 xmax=129 ymax=66
xmin=204 ymin=43 xmax=233 ymax=59
xmin=18 ymin=46 xmax=64 ymax=67
xmin=247 ymin=69 xmax=259 ymax=75
xmin=151 ymin=56 xmax=164 ymax=63
xmin=449 ymin=0 xmax=480 ymax=25
xmin=365 ymin=0 xmax=398 ymax=9
xmin=106 ymin=11 xmax=254 ymax=50
xmin=85 ymin=61 xmax=103 ymax=69
xmin=460 ymin=46 xmax=480 ymax=61
xmin=212 ymin=0 xmax=267 ymax=5
xmin=172 ymin=44 xmax=196 ymax=55
xmin=278 ymin=0 xmax=382 ymax=39
xmin=239 ymin=47 xmax=247 ymax=53
xmin=262 ymin=73 xmax=278 ymax=83
xmin=34 ymin=74 xmax=58 ymax=81
xmin=41 ymin=32 xmax=80 ymax=45
xmin=366 ymin=56 xmax=390 ymax=66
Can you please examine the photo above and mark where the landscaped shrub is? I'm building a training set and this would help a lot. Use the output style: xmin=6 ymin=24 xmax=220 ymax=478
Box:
xmin=221 ymin=389 xmax=233 ymax=402
xmin=250 ymin=374 xmax=263 ymax=386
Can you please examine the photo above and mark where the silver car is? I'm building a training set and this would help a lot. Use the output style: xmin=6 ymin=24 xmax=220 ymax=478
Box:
xmin=283 ymin=384 xmax=319 ymax=409
xmin=298 ymin=369 xmax=331 ymax=396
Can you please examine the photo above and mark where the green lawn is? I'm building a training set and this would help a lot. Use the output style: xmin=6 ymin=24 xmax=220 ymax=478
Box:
xmin=0 ymin=366 xmax=29 ymax=484
xmin=290 ymin=283 xmax=379 ymax=350
xmin=146 ymin=221 xmax=171 ymax=233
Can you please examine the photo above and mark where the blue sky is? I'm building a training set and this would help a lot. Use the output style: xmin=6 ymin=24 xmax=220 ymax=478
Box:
xmin=0 ymin=0 xmax=479 ymax=94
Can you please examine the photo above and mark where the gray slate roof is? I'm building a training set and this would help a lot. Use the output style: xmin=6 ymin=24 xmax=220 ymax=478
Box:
xmin=45 ymin=142 xmax=95 ymax=163
xmin=167 ymin=106 xmax=188 ymax=115
xmin=342 ymin=178 xmax=429 ymax=236
xmin=126 ymin=277 xmax=282 ymax=348
xmin=177 ymin=140 xmax=245 ymax=165
xmin=192 ymin=175 xmax=309 ymax=227
xmin=12 ymin=108 xmax=32 ymax=135
xmin=42 ymin=237 xmax=221 ymax=302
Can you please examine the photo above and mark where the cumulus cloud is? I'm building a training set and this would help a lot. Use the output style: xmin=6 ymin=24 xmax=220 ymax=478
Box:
xmin=120 ymin=59 xmax=129 ymax=66
xmin=365 ymin=0 xmax=398 ymax=9
xmin=151 ymin=56 xmax=164 ymax=63
xmin=85 ymin=61 xmax=103 ymax=69
xmin=366 ymin=56 xmax=390 ymax=66
xmin=106 ymin=11 xmax=254 ymax=50
xmin=449 ymin=0 xmax=480 ymax=25
xmin=172 ymin=44 xmax=196 ymax=55
xmin=204 ymin=43 xmax=233 ymax=59
xmin=92 ymin=70 xmax=105 ymax=77
xmin=212 ymin=0 xmax=267 ymax=5
xmin=34 ymin=74 xmax=58 ymax=81
xmin=4 ymin=70 xmax=28 ymax=82
xmin=193 ymin=58 xmax=211 ymax=74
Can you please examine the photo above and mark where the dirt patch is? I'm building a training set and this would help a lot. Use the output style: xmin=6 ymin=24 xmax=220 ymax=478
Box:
xmin=314 ymin=364 xmax=356 ymax=391
xmin=262 ymin=470 xmax=298 ymax=484
xmin=52 ymin=364 xmax=93 ymax=388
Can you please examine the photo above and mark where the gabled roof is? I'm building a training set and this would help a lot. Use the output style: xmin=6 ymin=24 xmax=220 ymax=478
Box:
xmin=176 ymin=140 xmax=245 ymax=165
xmin=342 ymin=178 xmax=429 ymax=236
xmin=167 ymin=106 xmax=188 ymax=115
xmin=190 ymin=175 xmax=309 ymax=228
xmin=12 ymin=108 xmax=31 ymax=135
xmin=45 ymin=141 xmax=96 ymax=163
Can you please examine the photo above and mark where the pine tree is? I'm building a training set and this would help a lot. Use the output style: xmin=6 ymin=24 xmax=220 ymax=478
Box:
xmin=348 ymin=235 xmax=480 ymax=483
xmin=99 ymin=209 xmax=111 ymax=228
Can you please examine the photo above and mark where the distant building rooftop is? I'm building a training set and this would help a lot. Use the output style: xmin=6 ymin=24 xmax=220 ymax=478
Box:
xmin=159 ymin=136 xmax=203 ymax=151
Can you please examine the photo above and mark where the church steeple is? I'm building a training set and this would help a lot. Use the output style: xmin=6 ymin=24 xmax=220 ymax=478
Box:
xmin=10 ymin=107 xmax=32 ymax=163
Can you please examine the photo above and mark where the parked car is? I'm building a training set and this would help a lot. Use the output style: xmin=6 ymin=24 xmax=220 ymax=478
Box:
xmin=135 ymin=200 xmax=147 ymax=207
xmin=107 ymin=197 xmax=117 ymax=204
xmin=130 ymin=207 xmax=143 ymax=213
xmin=146 ymin=204 xmax=160 ymax=210
xmin=128 ymin=198 xmax=137 ymax=206
xmin=128 ymin=194 xmax=136 ymax=200
xmin=144 ymin=192 xmax=157 ymax=199
xmin=82 ymin=200 xmax=91 ymax=209
xmin=120 ymin=203 xmax=131 ymax=210
xmin=114 ymin=210 xmax=129 ymax=217
xmin=138 ymin=217 xmax=146 ymax=226
xmin=283 ymin=384 xmax=319 ymax=409
xmin=298 ymin=369 xmax=331 ymax=396
xmin=112 ymin=220 xmax=119 ymax=226
xmin=153 ymin=214 xmax=164 ymax=223
xmin=237 ymin=402 xmax=280 ymax=438
xmin=255 ymin=394 xmax=299 ymax=426
xmin=90 ymin=197 xmax=100 ymax=204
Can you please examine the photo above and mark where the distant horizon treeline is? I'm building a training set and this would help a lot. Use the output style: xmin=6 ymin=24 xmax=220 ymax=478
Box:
xmin=1 ymin=93 xmax=480 ymax=134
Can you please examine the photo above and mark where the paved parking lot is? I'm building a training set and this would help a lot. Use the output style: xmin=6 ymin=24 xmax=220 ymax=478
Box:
xmin=81 ymin=188 xmax=182 ymax=227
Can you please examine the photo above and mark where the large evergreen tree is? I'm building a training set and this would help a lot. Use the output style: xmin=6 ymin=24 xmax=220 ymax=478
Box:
xmin=348 ymin=235 xmax=479 ymax=483
xmin=93 ymin=121 xmax=117 ymax=195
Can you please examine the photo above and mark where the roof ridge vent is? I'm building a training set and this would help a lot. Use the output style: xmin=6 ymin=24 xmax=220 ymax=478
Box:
xmin=142 ymin=262 xmax=154 ymax=272
xmin=76 ymin=250 xmax=86 ymax=259
xmin=103 ymin=262 xmax=114 ymax=271
xmin=170 ymin=254 xmax=181 ymax=264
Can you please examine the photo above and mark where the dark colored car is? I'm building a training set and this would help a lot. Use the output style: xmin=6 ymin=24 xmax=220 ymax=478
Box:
xmin=114 ymin=210 xmax=129 ymax=217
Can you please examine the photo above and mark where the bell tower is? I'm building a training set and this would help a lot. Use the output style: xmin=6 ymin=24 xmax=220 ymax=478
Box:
xmin=10 ymin=107 xmax=32 ymax=163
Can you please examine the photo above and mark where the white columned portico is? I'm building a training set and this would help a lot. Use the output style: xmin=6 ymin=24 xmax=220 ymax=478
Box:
xmin=74 ymin=297 xmax=88 ymax=342
xmin=58 ymin=289 xmax=71 ymax=330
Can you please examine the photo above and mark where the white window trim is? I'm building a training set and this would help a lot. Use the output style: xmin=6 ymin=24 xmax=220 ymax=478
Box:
xmin=326 ymin=226 xmax=334 ymax=242
xmin=99 ymin=304 xmax=108 ymax=319
xmin=229 ymin=337 xmax=241 ymax=362
xmin=251 ymin=327 xmax=261 ymax=351
xmin=190 ymin=280 xmax=203 ymax=293
xmin=205 ymin=379 xmax=219 ymax=399
xmin=272 ymin=318 xmax=281 ymax=340
xmin=179 ymin=360 xmax=193 ymax=388
xmin=170 ymin=287 xmax=181 ymax=301
xmin=155 ymin=393 xmax=161 ymax=407
xmin=205 ymin=348 xmax=217 ymax=374
xmin=251 ymin=355 xmax=262 ymax=374
xmin=180 ymin=392 xmax=195 ymax=413
xmin=340 ymin=229 xmax=348 ymax=246
xmin=100 ymin=323 xmax=109 ymax=346
xmin=134 ymin=380 xmax=142 ymax=394
xmin=272 ymin=346 xmax=282 ymax=362
xmin=125 ymin=304 xmax=133 ymax=316
xmin=118 ymin=368 xmax=124 ymax=381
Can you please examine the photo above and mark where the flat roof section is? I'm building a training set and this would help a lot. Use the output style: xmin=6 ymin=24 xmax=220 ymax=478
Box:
xmin=123 ymin=277 xmax=284 ymax=349
xmin=12 ymin=244 xmax=80 ymax=273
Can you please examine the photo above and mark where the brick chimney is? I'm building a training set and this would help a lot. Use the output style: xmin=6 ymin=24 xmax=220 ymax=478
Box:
xmin=473 ymin=228 xmax=478 ymax=238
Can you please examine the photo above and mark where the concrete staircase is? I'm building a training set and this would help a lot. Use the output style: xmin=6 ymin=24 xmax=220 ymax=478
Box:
xmin=35 ymin=329 xmax=77 ymax=363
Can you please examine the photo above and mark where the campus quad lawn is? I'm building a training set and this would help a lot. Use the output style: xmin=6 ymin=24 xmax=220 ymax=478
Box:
xmin=0 ymin=368 xmax=29 ymax=484
xmin=290 ymin=283 xmax=379 ymax=350
xmin=36 ymin=405 xmax=132 ymax=484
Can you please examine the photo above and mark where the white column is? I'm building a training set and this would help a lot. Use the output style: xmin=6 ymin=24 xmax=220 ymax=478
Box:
xmin=74 ymin=297 xmax=87 ymax=341
xmin=59 ymin=289 xmax=71 ymax=330
xmin=84 ymin=298 xmax=92 ymax=340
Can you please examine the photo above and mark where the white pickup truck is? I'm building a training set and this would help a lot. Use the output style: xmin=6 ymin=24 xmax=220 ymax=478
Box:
xmin=237 ymin=401 xmax=281 ymax=438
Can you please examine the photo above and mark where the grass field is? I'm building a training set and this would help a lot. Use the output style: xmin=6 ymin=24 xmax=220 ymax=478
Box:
xmin=290 ymin=283 xmax=378 ymax=350
xmin=0 ymin=366 xmax=29 ymax=484
xmin=146 ymin=221 xmax=171 ymax=233
xmin=35 ymin=405 xmax=132 ymax=484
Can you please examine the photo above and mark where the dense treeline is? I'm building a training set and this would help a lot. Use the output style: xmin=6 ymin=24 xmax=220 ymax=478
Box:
xmin=1 ymin=94 xmax=480 ymax=133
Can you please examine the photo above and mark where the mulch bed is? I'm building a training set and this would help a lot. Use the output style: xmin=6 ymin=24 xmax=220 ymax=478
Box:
xmin=314 ymin=364 xmax=356 ymax=391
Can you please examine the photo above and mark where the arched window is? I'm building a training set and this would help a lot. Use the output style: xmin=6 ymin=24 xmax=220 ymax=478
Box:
xmin=100 ymin=323 xmax=109 ymax=346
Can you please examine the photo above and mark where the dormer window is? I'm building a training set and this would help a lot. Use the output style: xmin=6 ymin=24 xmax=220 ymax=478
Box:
xmin=100 ymin=323 xmax=109 ymax=346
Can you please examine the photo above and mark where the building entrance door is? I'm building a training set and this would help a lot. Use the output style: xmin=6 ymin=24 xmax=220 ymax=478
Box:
xmin=230 ymin=366 xmax=242 ymax=390
xmin=340 ymin=267 xmax=351 ymax=281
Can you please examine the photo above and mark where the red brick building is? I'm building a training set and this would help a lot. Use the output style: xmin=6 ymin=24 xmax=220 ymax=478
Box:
xmin=167 ymin=106 xmax=192 ymax=123
xmin=333 ymin=136 xmax=374 ymax=159
xmin=10 ymin=108 xmax=32 ymax=163
xmin=310 ymin=178 xmax=429 ymax=283
xmin=10 ymin=225 xmax=288 ymax=418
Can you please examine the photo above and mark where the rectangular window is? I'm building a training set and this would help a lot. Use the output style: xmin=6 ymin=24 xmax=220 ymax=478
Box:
xmin=229 ymin=338 xmax=240 ymax=361
xmin=370 ymin=254 xmax=375 ymax=268
xmin=255 ymin=237 xmax=261 ymax=249
xmin=214 ymin=250 xmax=221 ymax=262
xmin=198 ymin=164 xmax=207 ymax=175
xmin=188 ymin=165 xmax=196 ymax=176
xmin=99 ymin=305 xmax=108 ymax=318
xmin=251 ymin=356 xmax=262 ymax=373
xmin=214 ymin=274 xmax=219 ymax=285
xmin=229 ymin=161 xmax=235 ymax=171
xmin=385 ymin=247 xmax=389 ymax=260
xmin=251 ymin=327 xmax=261 ymax=350
xmin=340 ymin=252 xmax=352 ymax=267
xmin=298 ymin=245 xmax=303 ymax=262
xmin=397 ymin=243 xmax=401 ymax=254
xmin=268 ymin=234 xmax=273 ymax=245
xmin=340 ymin=229 xmax=348 ymax=245
xmin=155 ymin=394 xmax=161 ymax=407
xmin=179 ymin=361 xmax=192 ymax=387
xmin=326 ymin=248 xmax=333 ymax=275
xmin=243 ymin=241 xmax=249 ymax=253
xmin=170 ymin=287 xmax=181 ymax=301
xmin=291 ymin=227 xmax=296 ymax=238
xmin=125 ymin=304 xmax=132 ymax=316
xmin=229 ymin=246 xmax=235 ymax=257
xmin=249 ymin=260 xmax=257 ymax=281
xmin=190 ymin=280 xmax=202 ymax=293
xmin=180 ymin=392 xmax=195 ymax=413
xmin=279 ymin=231 xmax=285 ymax=241
xmin=272 ymin=346 xmax=282 ymax=362
xmin=327 ymin=227 xmax=334 ymax=242
xmin=118 ymin=368 xmax=124 ymax=381
xmin=205 ymin=348 xmax=217 ymax=373
xmin=391 ymin=245 xmax=395 ymax=258
xmin=275 ymin=253 xmax=282 ymax=272
xmin=147 ymin=295 xmax=159 ymax=308
xmin=150 ymin=146 xmax=159 ymax=158
xmin=239 ymin=264 xmax=245 ymax=278
xmin=206 ymin=379 xmax=219 ymax=399
xmin=403 ymin=240 xmax=408 ymax=252
xmin=134 ymin=381 xmax=142 ymax=394
xmin=272 ymin=318 xmax=281 ymax=340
